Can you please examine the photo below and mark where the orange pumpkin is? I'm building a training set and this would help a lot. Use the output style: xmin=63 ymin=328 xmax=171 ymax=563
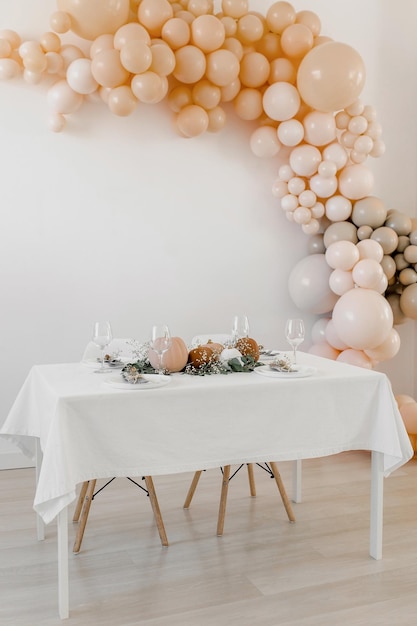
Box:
xmin=188 ymin=346 xmax=214 ymax=369
xmin=235 ymin=337 xmax=260 ymax=361
xmin=148 ymin=336 xmax=189 ymax=372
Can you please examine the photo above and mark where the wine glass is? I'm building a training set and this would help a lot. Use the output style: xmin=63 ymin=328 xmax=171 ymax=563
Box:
xmin=150 ymin=325 xmax=172 ymax=375
xmin=232 ymin=314 xmax=249 ymax=344
xmin=285 ymin=318 xmax=305 ymax=365
xmin=92 ymin=321 xmax=113 ymax=373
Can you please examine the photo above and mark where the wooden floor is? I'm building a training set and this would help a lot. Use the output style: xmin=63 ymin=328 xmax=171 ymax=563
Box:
xmin=1 ymin=452 xmax=416 ymax=625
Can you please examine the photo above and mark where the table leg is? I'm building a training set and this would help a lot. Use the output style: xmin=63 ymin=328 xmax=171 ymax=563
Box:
xmin=35 ymin=439 xmax=45 ymax=541
xmin=292 ymin=459 xmax=302 ymax=503
xmin=370 ymin=450 xmax=384 ymax=560
xmin=57 ymin=507 xmax=69 ymax=619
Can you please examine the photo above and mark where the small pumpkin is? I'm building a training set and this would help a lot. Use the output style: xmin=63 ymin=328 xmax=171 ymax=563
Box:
xmin=235 ymin=337 xmax=260 ymax=361
xmin=188 ymin=346 xmax=214 ymax=369
xmin=148 ymin=336 xmax=188 ymax=372
xmin=199 ymin=340 xmax=224 ymax=360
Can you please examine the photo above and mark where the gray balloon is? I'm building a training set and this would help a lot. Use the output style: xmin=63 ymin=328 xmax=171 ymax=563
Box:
xmin=371 ymin=226 xmax=399 ymax=254
xmin=307 ymin=234 xmax=325 ymax=254
xmin=396 ymin=235 xmax=410 ymax=253
xmin=385 ymin=211 xmax=413 ymax=236
xmin=351 ymin=196 xmax=387 ymax=228
xmin=323 ymin=221 xmax=358 ymax=248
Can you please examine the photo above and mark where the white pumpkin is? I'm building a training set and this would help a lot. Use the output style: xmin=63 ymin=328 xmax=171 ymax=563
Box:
xmin=219 ymin=347 xmax=243 ymax=364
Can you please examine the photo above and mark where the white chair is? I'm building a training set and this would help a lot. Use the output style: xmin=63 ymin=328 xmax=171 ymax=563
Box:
xmin=185 ymin=334 xmax=295 ymax=535
xmin=73 ymin=339 xmax=168 ymax=552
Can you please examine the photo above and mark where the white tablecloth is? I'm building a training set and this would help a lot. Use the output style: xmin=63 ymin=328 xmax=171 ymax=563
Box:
xmin=1 ymin=353 xmax=413 ymax=524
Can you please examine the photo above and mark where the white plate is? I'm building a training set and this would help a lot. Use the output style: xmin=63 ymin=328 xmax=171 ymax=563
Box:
xmin=254 ymin=364 xmax=317 ymax=379
xmin=104 ymin=374 xmax=172 ymax=390
xmin=81 ymin=358 xmax=128 ymax=369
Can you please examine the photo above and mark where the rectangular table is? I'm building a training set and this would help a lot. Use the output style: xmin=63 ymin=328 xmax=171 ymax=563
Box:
xmin=1 ymin=352 xmax=413 ymax=619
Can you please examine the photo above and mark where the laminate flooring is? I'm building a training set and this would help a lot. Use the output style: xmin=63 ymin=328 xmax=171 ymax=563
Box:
xmin=1 ymin=451 xmax=416 ymax=625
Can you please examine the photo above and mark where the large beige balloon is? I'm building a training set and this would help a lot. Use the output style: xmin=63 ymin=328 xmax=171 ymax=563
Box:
xmin=57 ymin=0 xmax=130 ymax=40
xmin=351 ymin=196 xmax=387 ymax=228
xmin=297 ymin=42 xmax=366 ymax=113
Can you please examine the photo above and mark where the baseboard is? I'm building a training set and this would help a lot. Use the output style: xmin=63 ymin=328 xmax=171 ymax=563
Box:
xmin=0 ymin=451 xmax=34 ymax=470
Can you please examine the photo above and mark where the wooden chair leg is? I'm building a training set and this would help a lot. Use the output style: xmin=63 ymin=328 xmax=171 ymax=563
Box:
xmin=247 ymin=463 xmax=256 ymax=497
xmin=217 ymin=465 xmax=231 ymax=536
xmin=269 ymin=461 xmax=296 ymax=523
xmin=144 ymin=476 xmax=169 ymax=547
xmin=73 ymin=479 xmax=96 ymax=553
xmin=72 ymin=481 xmax=89 ymax=522
xmin=183 ymin=470 xmax=203 ymax=509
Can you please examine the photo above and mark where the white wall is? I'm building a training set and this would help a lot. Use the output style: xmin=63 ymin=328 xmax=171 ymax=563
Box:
xmin=1 ymin=0 xmax=416 ymax=468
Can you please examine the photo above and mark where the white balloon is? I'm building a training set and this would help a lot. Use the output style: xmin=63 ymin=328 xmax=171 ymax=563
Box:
xmin=277 ymin=119 xmax=304 ymax=146
xmin=289 ymin=144 xmax=321 ymax=177
xmin=325 ymin=195 xmax=352 ymax=222
xmin=263 ymin=81 xmax=301 ymax=121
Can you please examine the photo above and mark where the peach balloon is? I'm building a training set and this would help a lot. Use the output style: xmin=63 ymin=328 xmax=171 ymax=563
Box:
xmin=107 ymin=85 xmax=138 ymax=115
xmin=0 ymin=58 xmax=20 ymax=79
xmin=309 ymin=174 xmax=337 ymax=199
xmin=277 ymin=119 xmax=304 ymax=146
xmin=0 ymin=38 xmax=12 ymax=58
xmin=49 ymin=11 xmax=71 ymax=34
xmin=239 ymin=51 xmax=269 ymax=88
xmin=296 ymin=10 xmax=321 ymax=37
xmin=221 ymin=16 xmax=238 ymax=37
xmin=356 ymin=239 xmax=384 ymax=262
xmin=48 ymin=111 xmax=66 ymax=132
xmin=91 ymin=49 xmax=129 ymax=88
xmin=192 ymin=79 xmax=221 ymax=110
xmin=234 ymin=88 xmax=263 ymax=120
xmin=325 ymin=195 xmax=352 ymax=222
xmin=0 ymin=29 xmax=21 ymax=49
xmin=336 ymin=349 xmax=373 ymax=369
xmin=40 ymin=32 xmax=61 ymax=53
xmin=221 ymin=0 xmax=249 ymax=19
xmin=325 ymin=320 xmax=349 ymax=350
xmin=263 ymin=81 xmax=300 ymax=121
xmin=325 ymin=240 xmax=360 ymax=271
xmin=332 ymin=288 xmax=393 ymax=350
xmin=329 ymin=268 xmax=355 ymax=296
xmin=220 ymin=78 xmax=241 ymax=102
xmin=236 ymin=14 xmax=264 ymax=44
xmin=59 ymin=44 xmax=85 ymax=70
xmin=399 ymin=402 xmax=417 ymax=434
xmin=23 ymin=49 xmax=47 ymax=74
xmin=297 ymin=42 xmax=366 ymax=113
xmin=352 ymin=259 xmax=385 ymax=290
xmin=250 ymin=126 xmax=281 ymax=157
xmin=131 ymin=71 xmax=167 ymax=103
xmin=322 ymin=142 xmax=348 ymax=171
xmin=207 ymin=105 xmax=227 ymax=132
xmin=137 ymin=0 xmax=173 ymax=38
xmin=176 ymin=104 xmax=209 ymax=137
xmin=289 ymin=144 xmax=321 ymax=177
xmin=191 ymin=15 xmax=225 ymax=52
xmin=120 ymin=41 xmax=152 ymax=74
xmin=266 ymin=1 xmax=296 ymax=35
xmin=47 ymin=79 xmax=84 ymax=113
xmin=206 ymin=49 xmax=240 ymax=86
xmin=174 ymin=45 xmax=206 ymax=83
xmin=303 ymin=111 xmax=336 ymax=146
xmin=187 ymin=0 xmax=213 ymax=16
xmin=149 ymin=43 xmax=176 ymax=76
xmin=268 ymin=57 xmax=296 ymax=85
xmin=114 ymin=23 xmax=151 ymax=49
xmin=161 ymin=18 xmax=190 ymax=49
xmin=57 ymin=0 xmax=130 ymax=40
xmin=308 ymin=342 xmax=339 ymax=360
xmin=257 ymin=32 xmax=282 ymax=61
xmin=364 ymin=328 xmax=401 ymax=363
xmin=280 ymin=23 xmax=313 ymax=59
xmin=90 ymin=34 xmax=115 ymax=58
xmin=167 ymin=85 xmax=192 ymax=112
xmin=338 ymin=164 xmax=374 ymax=200
xmin=66 ymin=58 xmax=98 ymax=94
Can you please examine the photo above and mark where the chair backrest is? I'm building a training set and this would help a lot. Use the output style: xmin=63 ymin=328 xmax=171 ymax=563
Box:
xmin=82 ymin=338 xmax=137 ymax=362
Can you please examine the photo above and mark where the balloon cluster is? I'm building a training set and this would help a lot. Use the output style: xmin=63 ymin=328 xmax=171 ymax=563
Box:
xmin=1 ymin=0 xmax=416 ymax=371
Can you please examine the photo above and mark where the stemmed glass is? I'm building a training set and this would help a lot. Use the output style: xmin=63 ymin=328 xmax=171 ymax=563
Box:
xmin=285 ymin=318 xmax=305 ymax=365
xmin=150 ymin=325 xmax=172 ymax=375
xmin=92 ymin=321 xmax=113 ymax=373
xmin=232 ymin=314 xmax=249 ymax=344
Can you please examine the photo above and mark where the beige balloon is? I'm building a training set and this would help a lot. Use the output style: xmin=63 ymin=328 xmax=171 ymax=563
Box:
xmin=234 ymin=87 xmax=263 ymax=120
xmin=280 ymin=23 xmax=313 ymax=59
xmin=114 ymin=23 xmax=151 ymax=49
xmin=57 ymin=0 xmax=130 ymax=40
xmin=400 ymin=283 xmax=417 ymax=320
xmin=107 ymin=85 xmax=138 ymax=116
xmin=221 ymin=0 xmax=249 ymax=20
xmin=192 ymin=79 xmax=221 ymax=110
xmin=173 ymin=45 xmax=206 ymax=83
xmin=120 ymin=41 xmax=152 ymax=74
xmin=206 ymin=48 xmax=240 ymax=86
xmin=236 ymin=14 xmax=264 ymax=44
xmin=137 ymin=0 xmax=174 ymax=38
xmin=207 ymin=105 xmax=227 ymax=132
xmin=176 ymin=104 xmax=209 ymax=137
xmin=161 ymin=18 xmax=190 ymax=49
xmin=91 ymin=48 xmax=129 ymax=88
xmin=191 ymin=14 xmax=225 ymax=52
xmin=149 ymin=43 xmax=176 ymax=76
xmin=239 ymin=51 xmax=269 ymax=88
xmin=296 ymin=10 xmax=321 ymax=37
xmin=167 ymin=85 xmax=193 ymax=112
xmin=266 ymin=1 xmax=296 ymax=35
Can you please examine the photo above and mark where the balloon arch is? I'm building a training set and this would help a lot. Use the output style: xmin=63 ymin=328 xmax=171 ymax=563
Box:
xmin=1 ymin=0 xmax=417 ymax=376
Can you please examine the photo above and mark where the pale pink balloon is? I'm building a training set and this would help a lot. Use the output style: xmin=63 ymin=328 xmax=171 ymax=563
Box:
xmin=364 ymin=328 xmax=401 ymax=363
xmin=356 ymin=239 xmax=384 ymax=262
xmin=311 ymin=317 xmax=330 ymax=344
xmin=322 ymin=142 xmax=348 ymax=170
xmin=277 ymin=119 xmax=304 ymax=146
xmin=325 ymin=240 xmax=360 ymax=270
xmin=262 ymin=81 xmax=300 ymax=121
xmin=288 ymin=253 xmax=339 ymax=314
xmin=302 ymin=218 xmax=320 ymax=235
xmin=66 ymin=58 xmax=98 ymax=94
xmin=308 ymin=342 xmax=339 ymax=360
xmin=271 ymin=179 xmax=288 ymax=198
xmin=293 ymin=207 xmax=312 ymax=225
xmin=352 ymin=259 xmax=385 ymax=290
xmin=338 ymin=164 xmax=374 ymax=200
xmin=57 ymin=0 xmax=130 ymax=40
xmin=325 ymin=195 xmax=352 ymax=222
xmin=297 ymin=42 xmax=366 ymax=113
xmin=249 ymin=126 xmax=281 ymax=158
xmin=298 ymin=190 xmax=316 ymax=208
xmin=318 ymin=160 xmax=337 ymax=179
xmin=303 ymin=111 xmax=336 ymax=146
xmin=309 ymin=174 xmax=337 ymax=199
xmin=287 ymin=177 xmax=305 ymax=195
xmin=47 ymin=79 xmax=84 ymax=113
xmin=325 ymin=319 xmax=348 ymax=350
xmin=332 ymin=288 xmax=393 ymax=350
xmin=289 ymin=144 xmax=321 ymax=176
xmin=336 ymin=349 xmax=373 ymax=369
xmin=329 ymin=268 xmax=355 ymax=295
